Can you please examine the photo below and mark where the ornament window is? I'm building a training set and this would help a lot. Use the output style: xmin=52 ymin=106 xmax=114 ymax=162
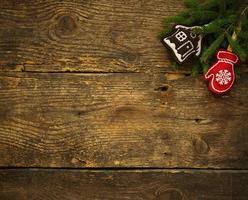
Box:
xmin=176 ymin=31 xmax=187 ymax=42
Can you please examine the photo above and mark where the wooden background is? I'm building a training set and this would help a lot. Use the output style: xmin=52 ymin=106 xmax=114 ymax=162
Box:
xmin=0 ymin=0 xmax=248 ymax=199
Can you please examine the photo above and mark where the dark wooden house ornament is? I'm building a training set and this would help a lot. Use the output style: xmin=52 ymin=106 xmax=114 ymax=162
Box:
xmin=162 ymin=25 xmax=203 ymax=64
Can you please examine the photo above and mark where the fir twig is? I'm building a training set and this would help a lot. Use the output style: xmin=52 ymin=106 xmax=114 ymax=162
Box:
xmin=160 ymin=0 xmax=248 ymax=72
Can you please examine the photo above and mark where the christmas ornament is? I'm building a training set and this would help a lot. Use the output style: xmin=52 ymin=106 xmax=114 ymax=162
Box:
xmin=204 ymin=17 xmax=241 ymax=94
xmin=204 ymin=50 xmax=239 ymax=94
xmin=161 ymin=25 xmax=203 ymax=64
xmin=160 ymin=0 xmax=248 ymax=95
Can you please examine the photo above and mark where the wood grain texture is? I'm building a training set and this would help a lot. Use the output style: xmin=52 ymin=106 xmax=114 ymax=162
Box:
xmin=1 ymin=1 xmax=248 ymax=197
xmin=0 ymin=0 xmax=187 ymax=73
xmin=0 ymin=72 xmax=248 ymax=168
xmin=0 ymin=169 xmax=248 ymax=200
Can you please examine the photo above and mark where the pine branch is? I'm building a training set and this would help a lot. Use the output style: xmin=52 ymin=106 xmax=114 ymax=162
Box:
xmin=160 ymin=0 xmax=248 ymax=73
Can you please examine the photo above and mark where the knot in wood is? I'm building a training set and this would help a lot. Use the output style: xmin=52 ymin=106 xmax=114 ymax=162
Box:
xmin=55 ymin=15 xmax=78 ymax=37
xmin=156 ymin=188 xmax=184 ymax=200
xmin=193 ymin=138 xmax=210 ymax=154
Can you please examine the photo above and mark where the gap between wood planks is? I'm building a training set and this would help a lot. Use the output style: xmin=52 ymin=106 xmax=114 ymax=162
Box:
xmin=1 ymin=167 xmax=248 ymax=172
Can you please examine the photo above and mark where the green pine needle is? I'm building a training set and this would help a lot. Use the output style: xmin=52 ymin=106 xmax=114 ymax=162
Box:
xmin=200 ymin=34 xmax=225 ymax=63
xmin=191 ymin=60 xmax=201 ymax=76
xmin=184 ymin=0 xmax=198 ymax=8
xmin=227 ymin=33 xmax=247 ymax=62
xmin=158 ymin=27 xmax=173 ymax=38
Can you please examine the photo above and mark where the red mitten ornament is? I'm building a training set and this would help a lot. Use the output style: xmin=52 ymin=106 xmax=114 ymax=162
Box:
xmin=204 ymin=50 xmax=239 ymax=95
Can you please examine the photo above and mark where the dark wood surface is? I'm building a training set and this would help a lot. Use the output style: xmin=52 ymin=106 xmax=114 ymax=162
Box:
xmin=0 ymin=0 xmax=185 ymax=73
xmin=1 ymin=169 xmax=248 ymax=200
xmin=0 ymin=72 xmax=248 ymax=168
xmin=0 ymin=0 xmax=248 ymax=199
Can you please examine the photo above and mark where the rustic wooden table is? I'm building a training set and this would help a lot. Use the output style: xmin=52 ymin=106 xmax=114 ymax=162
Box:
xmin=0 ymin=0 xmax=248 ymax=199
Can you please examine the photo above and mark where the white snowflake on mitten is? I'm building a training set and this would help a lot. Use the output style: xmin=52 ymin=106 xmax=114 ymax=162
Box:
xmin=215 ymin=69 xmax=232 ymax=85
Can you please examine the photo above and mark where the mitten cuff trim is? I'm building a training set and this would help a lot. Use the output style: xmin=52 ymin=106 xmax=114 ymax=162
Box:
xmin=217 ymin=50 xmax=239 ymax=64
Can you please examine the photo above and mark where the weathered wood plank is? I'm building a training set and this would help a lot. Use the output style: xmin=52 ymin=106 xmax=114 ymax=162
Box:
xmin=0 ymin=72 xmax=248 ymax=168
xmin=1 ymin=0 xmax=247 ymax=74
xmin=0 ymin=0 xmax=185 ymax=73
xmin=0 ymin=169 xmax=248 ymax=200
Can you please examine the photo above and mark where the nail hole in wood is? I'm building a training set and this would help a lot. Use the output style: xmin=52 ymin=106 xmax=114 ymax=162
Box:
xmin=155 ymin=85 xmax=170 ymax=92
xmin=77 ymin=111 xmax=85 ymax=116
xmin=163 ymin=152 xmax=172 ymax=157
xmin=195 ymin=118 xmax=201 ymax=123
xmin=184 ymin=73 xmax=191 ymax=77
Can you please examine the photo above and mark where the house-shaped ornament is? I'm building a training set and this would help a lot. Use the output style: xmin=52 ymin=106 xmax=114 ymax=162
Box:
xmin=162 ymin=25 xmax=203 ymax=64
